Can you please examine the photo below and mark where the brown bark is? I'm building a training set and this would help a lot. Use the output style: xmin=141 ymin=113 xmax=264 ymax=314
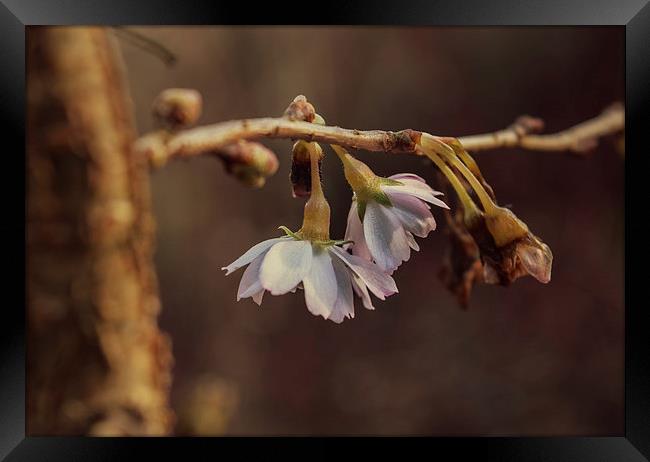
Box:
xmin=134 ymin=102 xmax=624 ymax=168
xmin=26 ymin=27 xmax=173 ymax=435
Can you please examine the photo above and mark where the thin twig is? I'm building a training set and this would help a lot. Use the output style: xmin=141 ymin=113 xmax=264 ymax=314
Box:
xmin=136 ymin=119 xmax=423 ymax=166
xmin=113 ymin=27 xmax=177 ymax=67
xmin=458 ymin=103 xmax=624 ymax=153
xmin=135 ymin=101 xmax=624 ymax=167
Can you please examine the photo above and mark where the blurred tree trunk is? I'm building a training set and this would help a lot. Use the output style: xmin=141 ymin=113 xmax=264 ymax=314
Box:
xmin=26 ymin=27 xmax=173 ymax=435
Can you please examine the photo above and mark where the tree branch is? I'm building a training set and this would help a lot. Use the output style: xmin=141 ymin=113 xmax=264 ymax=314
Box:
xmin=165 ymin=119 xmax=423 ymax=158
xmin=28 ymin=26 xmax=173 ymax=436
xmin=457 ymin=103 xmax=624 ymax=154
xmin=135 ymin=97 xmax=624 ymax=173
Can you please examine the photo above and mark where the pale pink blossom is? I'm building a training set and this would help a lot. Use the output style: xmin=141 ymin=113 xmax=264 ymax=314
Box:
xmin=222 ymin=235 xmax=398 ymax=323
xmin=345 ymin=173 xmax=449 ymax=273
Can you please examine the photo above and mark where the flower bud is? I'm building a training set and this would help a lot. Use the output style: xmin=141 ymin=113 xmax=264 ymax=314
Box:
xmin=513 ymin=234 xmax=553 ymax=283
xmin=217 ymin=140 xmax=279 ymax=188
xmin=283 ymin=95 xmax=315 ymax=122
xmin=153 ymin=88 xmax=202 ymax=129
xmin=465 ymin=209 xmax=553 ymax=286
xmin=483 ymin=206 xmax=529 ymax=248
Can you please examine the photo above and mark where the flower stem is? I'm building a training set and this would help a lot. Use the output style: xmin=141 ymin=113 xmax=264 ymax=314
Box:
xmin=450 ymin=141 xmax=483 ymax=178
xmin=331 ymin=144 xmax=377 ymax=194
xmin=421 ymin=134 xmax=497 ymax=214
xmin=310 ymin=144 xmax=323 ymax=197
xmin=420 ymin=147 xmax=482 ymax=222
xmin=331 ymin=144 xmax=350 ymax=172
xmin=300 ymin=143 xmax=331 ymax=241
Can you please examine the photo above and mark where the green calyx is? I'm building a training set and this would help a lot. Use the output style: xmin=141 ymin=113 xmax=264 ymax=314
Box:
xmin=331 ymin=144 xmax=406 ymax=220
xmin=278 ymin=226 xmax=302 ymax=240
xmin=378 ymin=178 xmax=404 ymax=187
xmin=353 ymin=177 xmax=401 ymax=221
xmin=278 ymin=226 xmax=353 ymax=247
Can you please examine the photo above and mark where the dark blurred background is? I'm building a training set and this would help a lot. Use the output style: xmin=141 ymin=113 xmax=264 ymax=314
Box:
xmin=120 ymin=27 xmax=624 ymax=435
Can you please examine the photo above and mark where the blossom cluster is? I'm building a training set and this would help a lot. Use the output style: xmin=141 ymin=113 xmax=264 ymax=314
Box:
xmin=222 ymin=140 xmax=448 ymax=323
xmin=222 ymin=114 xmax=553 ymax=323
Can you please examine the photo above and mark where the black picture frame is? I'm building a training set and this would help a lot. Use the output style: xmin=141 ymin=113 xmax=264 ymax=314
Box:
xmin=3 ymin=0 xmax=647 ymax=460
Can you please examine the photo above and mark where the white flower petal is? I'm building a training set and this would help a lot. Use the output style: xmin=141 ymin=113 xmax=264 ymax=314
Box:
xmin=388 ymin=173 xmax=444 ymax=197
xmin=251 ymin=289 xmax=265 ymax=306
xmin=237 ymin=254 xmax=266 ymax=300
xmin=344 ymin=202 xmax=372 ymax=261
xmin=328 ymin=256 xmax=355 ymax=323
xmin=363 ymin=201 xmax=411 ymax=272
xmin=222 ymin=236 xmax=290 ymax=275
xmin=350 ymin=272 xmax=375 ymax=310
xmin=389 ymin=173 xmax=429 ymax=183
xmin=327 ymin=310 xmax=345 ymax=323
xmin=260 ymin=240 xmax=312 ymax=295
xmin=406 ymin=231 xmax=420 ymax=251
xmin=330 ymin=246 xmax=398 ymax=300
xmin=383 ymin=184 xmax=449 ymax=208
xmin=302 ymin=246 xmax=337 ymax=319
xmin=387 ymin=192 xmax=437 ymax=238
xmin=384 ymin=173 xmax=447 ymax=207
